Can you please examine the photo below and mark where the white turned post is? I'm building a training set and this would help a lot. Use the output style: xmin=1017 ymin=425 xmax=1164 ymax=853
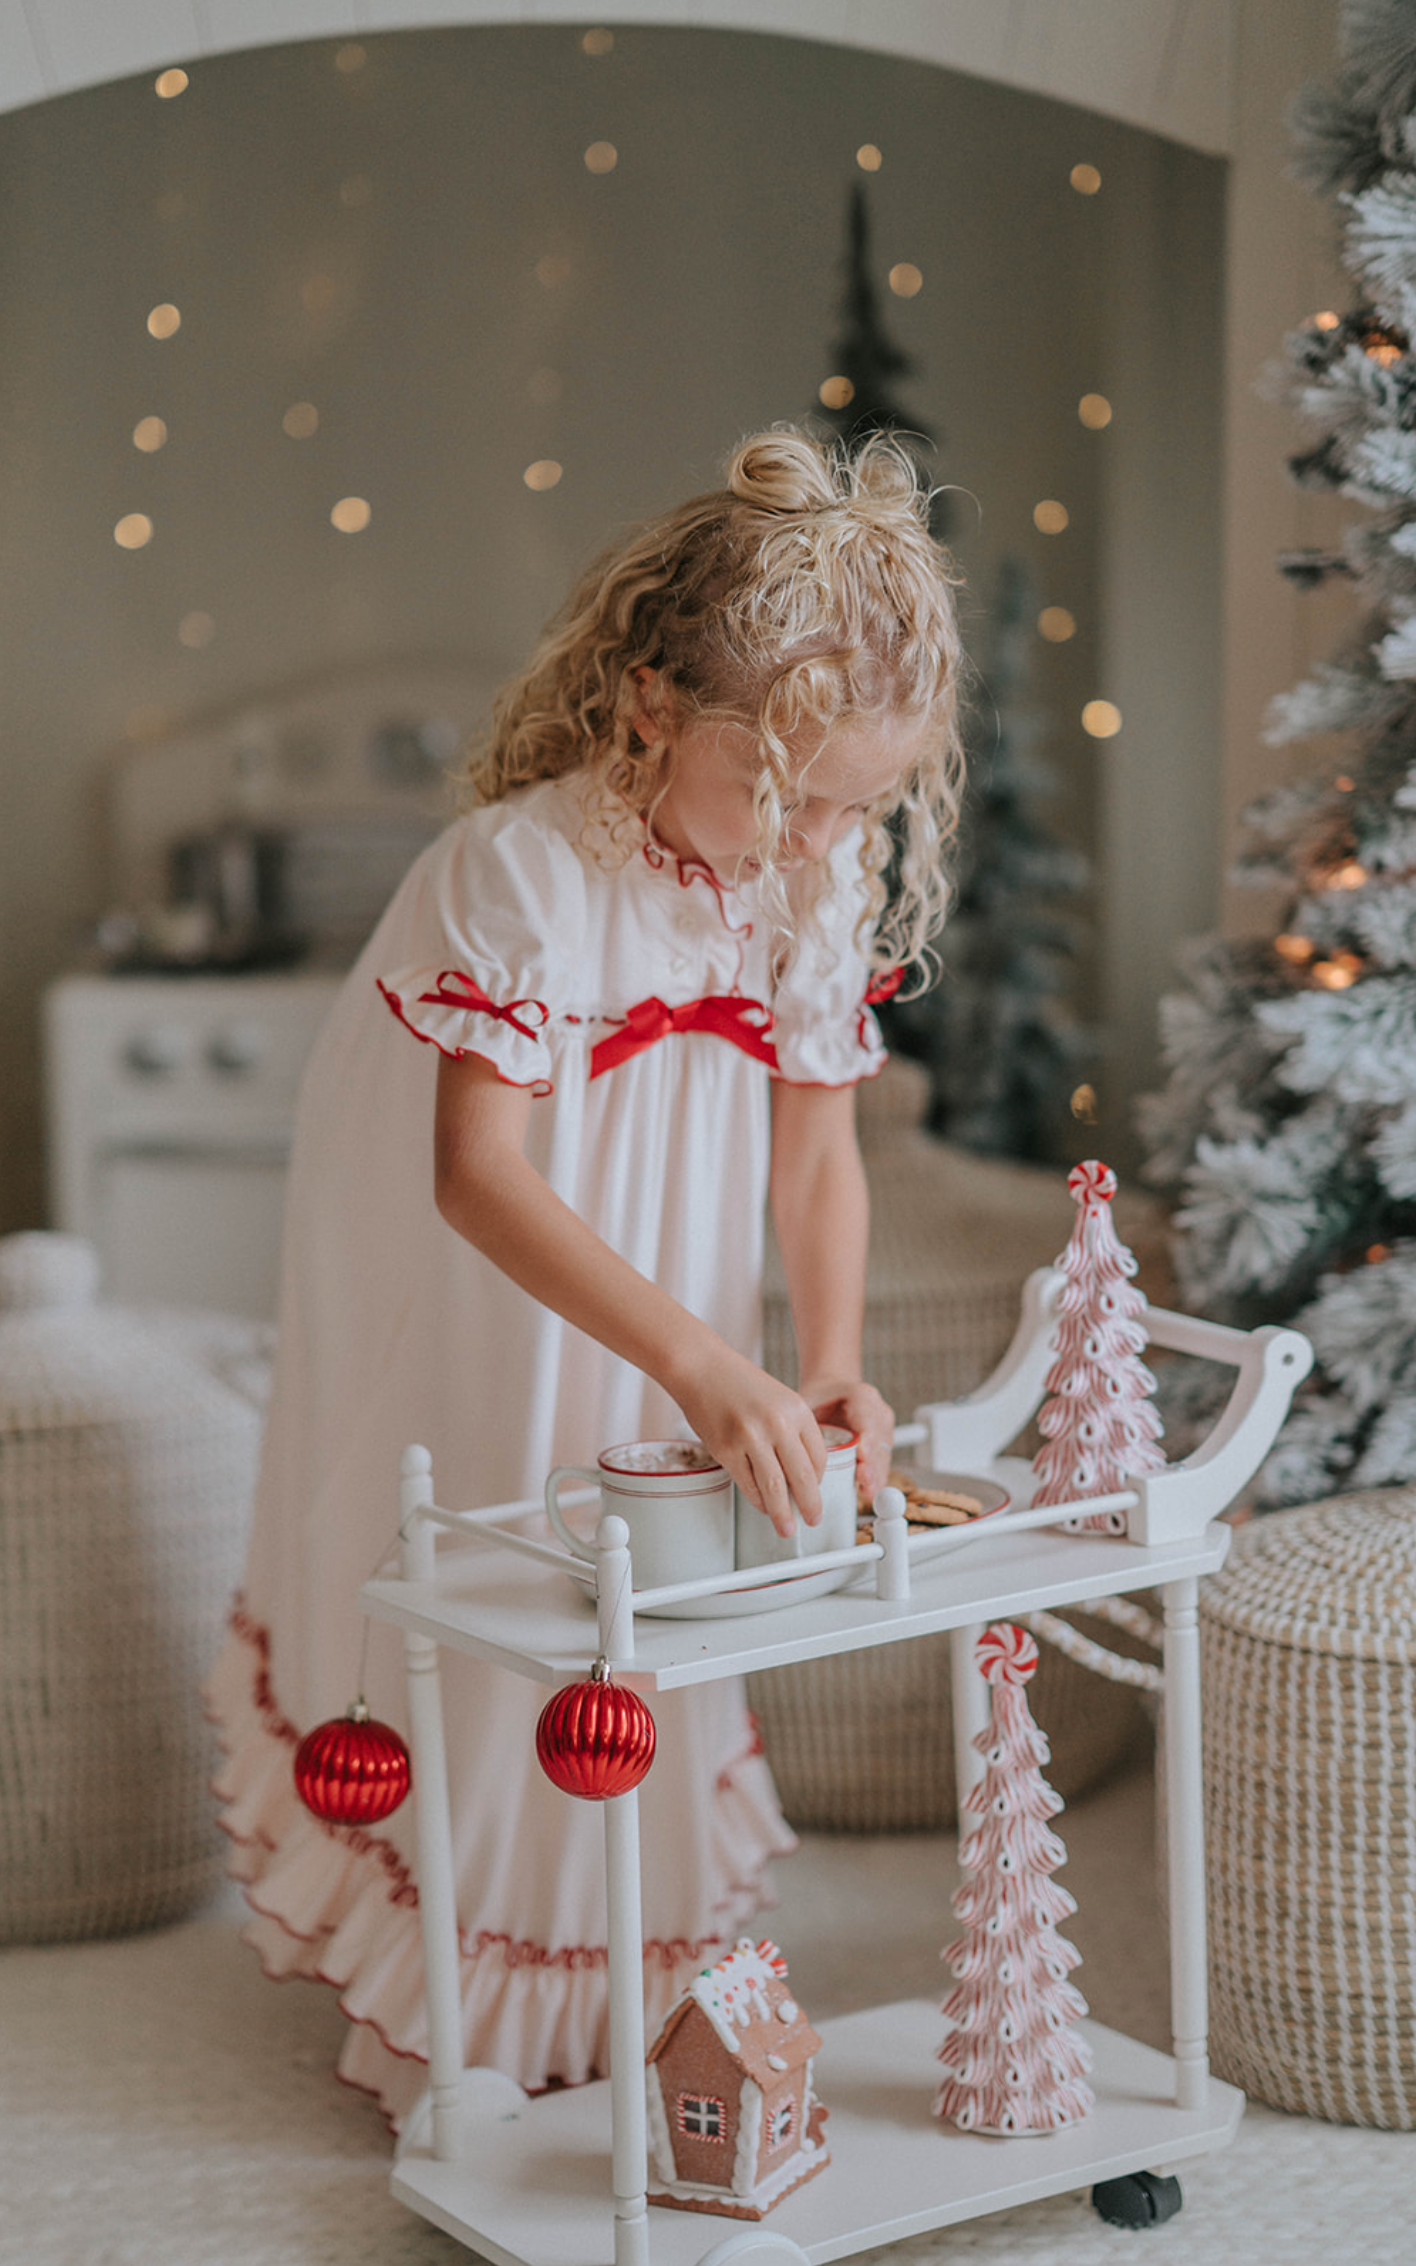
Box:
xmin=397 ymin=1447 xmax=465 ymax=2163
xmin=604 ymin=1786 xmax=651 ymax=2266
xmin=950 ymin=1621 xmax=988 ymax=1811
xmin=873 ymin=1485 xmax=911 ymax=1600
xmin=1162 ymin=1577 xmax=1210 ymax=2111
xmin=596 ymin=1514 xmax=636 ymax=1665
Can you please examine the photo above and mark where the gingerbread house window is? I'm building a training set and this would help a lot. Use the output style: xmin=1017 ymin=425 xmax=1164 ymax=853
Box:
xmin=767 ymin=2099 xmax=795 ymax=2150
xmin=677 ymin=2094 xmax=725 ymax=2141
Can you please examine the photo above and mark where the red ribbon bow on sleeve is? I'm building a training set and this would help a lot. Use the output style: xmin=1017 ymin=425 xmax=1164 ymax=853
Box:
xmin=416 ymin=971 xmax=550 ymax=1043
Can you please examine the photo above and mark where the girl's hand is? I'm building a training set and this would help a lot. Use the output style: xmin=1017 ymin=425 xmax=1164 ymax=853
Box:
xmin=673 ymin=1345 xmax=827 ymax=1539
xmin=798 ymin=1377 xmax=895 ymax=1506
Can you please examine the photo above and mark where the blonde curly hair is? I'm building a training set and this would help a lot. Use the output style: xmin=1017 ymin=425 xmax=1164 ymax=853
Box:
xmin=463 ymin=426 xmax=966 ymax=977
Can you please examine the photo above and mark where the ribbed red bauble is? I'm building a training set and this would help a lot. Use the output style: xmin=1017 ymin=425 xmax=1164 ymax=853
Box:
xmin=536 ymin=1662 xmax=656 ymax=1800
xmin=294 ymin=1700 xmax=412 ymax=1824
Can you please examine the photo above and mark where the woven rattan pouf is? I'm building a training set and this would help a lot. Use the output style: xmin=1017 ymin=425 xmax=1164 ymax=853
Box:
xmin=0 ymin=1233 xmax=265 ymax=1942
xmin=1201 ymin=1489 xmax=1416 ymax=2127
xmin=752 ymin=1061 xmax=1159 ymax=1830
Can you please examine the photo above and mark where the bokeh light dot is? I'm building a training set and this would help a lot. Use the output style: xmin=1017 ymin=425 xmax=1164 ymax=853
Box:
xmin=584 ymin=141 xmax=618 ymax=174
xmin=582 ymin=27 xmax=615 ymax=55
xmin=114 ymin=514 xmax=153 ymax=550
xmin=331 ymin=496 xmax=372 ymax=533
xmin=1070 ymin=163 xmax=1101 ymax=194
xmin=178 ymin=611 xmax=214 ymax=648
xmin=283 ymin=401 xmax=319 ymax=439
xmin=147 ymin=303 xmax=181 ymax=339
xmin=133 ymin=416 xmax=168 ymax=453
xmin=888 ymin=263 xmax=923 ymax=298
xmin=334 ymin=43 xmax=367 ymax=73
xmin=1039 ymin=607 xmax=1077 ymax=642
xmin=155 ymin=69 xmax=188 ymax=100
xmin=1033 ymin=499 xmax=1069 ymax=534
xmin=819 ymin=375 xmax=855 ymax=409
xmin=524 ymin=460 xmax=564 ymax=492
xmin=1082 ymin=700 xmax=1122 ymax=738
xmin=1314 ymin=310 xmax=1340 ymax=331
xmin=856 ymin=144 xmax=883 ymax=171
xmin=1079 ymin=393 xmax=1112 ymax=429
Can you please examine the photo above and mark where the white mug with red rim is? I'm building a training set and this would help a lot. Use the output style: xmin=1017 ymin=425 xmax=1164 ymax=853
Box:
xmin=734 ymin=1422 xmax=860 ymax=1569
xmin=544 ymin=1440 xmax=735 ymax=1591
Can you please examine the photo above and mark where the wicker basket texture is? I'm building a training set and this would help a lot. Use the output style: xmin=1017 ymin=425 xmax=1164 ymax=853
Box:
xmin=750 ymin=1062 xmax=1158 ymax=1831
xmin=0 ymin=1235 xmax=264 ymax=1943
xmin=1201 ymin=1490 xmax=1416 ymax=2128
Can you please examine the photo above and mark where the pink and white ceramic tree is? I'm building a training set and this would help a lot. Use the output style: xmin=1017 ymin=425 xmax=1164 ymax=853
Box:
xmin=934 ymin=1622 xmax=1094 ymax=2137
xmin=1032 ymin=1158 xmax=1165 ymax=1535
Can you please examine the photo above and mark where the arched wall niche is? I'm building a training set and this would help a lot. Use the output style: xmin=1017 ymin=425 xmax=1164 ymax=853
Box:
xmin=0 ymin=2 xmax=1341 ymax=1239
xmin=1 ymin=2 xmax=1235 ymax=150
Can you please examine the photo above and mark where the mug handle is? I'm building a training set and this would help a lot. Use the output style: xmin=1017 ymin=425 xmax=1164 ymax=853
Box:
xmin=544 ymin=1466 xmax=602 ymax=1562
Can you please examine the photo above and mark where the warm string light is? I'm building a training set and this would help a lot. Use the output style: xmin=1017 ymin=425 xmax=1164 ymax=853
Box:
xmin=154 ymin=69 xmax=188 ymax=100
xmin=147 ymin=303 xmax=181 ymax=339
xmin=1366 ymin=1243 xmax=1393 ymax=1265
xmin=1329 ymin=858 xmax=1368 ymax=889
xmin=1310 ymin=952 xmax=1362 ymax=990
xmin=582 ymin=27 xmax=615 ymax=55
xmin=133 ymin=416 xmax=167 ymax=452
xmin=524 ymin=460 xmax=563 ymax=492
xmin=1274 ymin=933 xmax=1315 ymax=966
xmin=1078 ymin=393 xmax=1112 ymax=429
xmin=114 ymin=514 xmax=153 ymax=550
xmin=1082 ymin=701 xmax=1121 ymax=738
xmin=584 ymin=141 xmax=618 ymax=173
xmin=331 ymin=496 xmax=371 ymax=533
xmin=1070 ymin=163 xmax=1101 ymax=194
xmin=1039 ymin=607 xmax=1076 ymax=643
xmin=856 ymin=143 xmax=883 ymax=171
xmin=1335 ymin=775 xmax=1355 ymax=792
xmin=1034 ymin=499 xmax=1069 ymax=534
xmin=283 ymin=402 xmax=319 ymax=439
xmin=819 ymin=376 xmax=854 ymax=409
xmin=1313 ymin=310 xmax=1340 ymax=331
xmin=888 ymin=263 xmax=923 ymax=298
xmin=335 ymin=43 xmax=367 ymax=74
xmin=1070 ymin=1083 xmax=1098 ymax=1123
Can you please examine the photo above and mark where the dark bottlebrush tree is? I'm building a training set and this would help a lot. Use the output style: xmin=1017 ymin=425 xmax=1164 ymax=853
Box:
xmin=880 ymin=558 xmax=1091 ymax=1159
xmin=817 ymin=180 xmax=948 ymax=537
xmin=1139 ymin=0 xmax=1416 ymax=1504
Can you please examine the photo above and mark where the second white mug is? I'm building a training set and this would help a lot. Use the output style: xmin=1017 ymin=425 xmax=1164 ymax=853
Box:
xmin=544 ymin=1439 xmax=735 ymax=1592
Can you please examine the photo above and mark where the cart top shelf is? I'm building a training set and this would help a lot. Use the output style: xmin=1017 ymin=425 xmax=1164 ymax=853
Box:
xmin=360 ymin=1467 xmax=1230 ymax=1690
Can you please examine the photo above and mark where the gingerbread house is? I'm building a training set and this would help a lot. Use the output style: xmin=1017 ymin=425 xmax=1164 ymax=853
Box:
xmin=645 ymin=1937 xmax=829 ymax=2220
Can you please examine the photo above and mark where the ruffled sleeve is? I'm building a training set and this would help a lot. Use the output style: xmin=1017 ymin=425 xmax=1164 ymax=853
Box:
xmin=770 ymin=833 xmax=892 ymax=1087
xmin=375 ymin=793 xmax=588 ymax=1097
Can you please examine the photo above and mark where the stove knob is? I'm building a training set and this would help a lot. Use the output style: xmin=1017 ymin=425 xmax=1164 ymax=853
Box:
xmin=122 ymin=1024 xmax=189 ymax=1078
xmin=208 ymin=1023 xmax=264 ymax=1076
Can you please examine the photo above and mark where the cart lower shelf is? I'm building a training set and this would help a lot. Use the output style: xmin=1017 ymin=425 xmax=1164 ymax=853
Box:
xmin=391 ymin=1999 xmax=1244 ymax=2266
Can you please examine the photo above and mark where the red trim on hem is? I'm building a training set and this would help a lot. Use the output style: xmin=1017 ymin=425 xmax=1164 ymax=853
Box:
xmin=376 ymin=979 xmax=554 ymax=1097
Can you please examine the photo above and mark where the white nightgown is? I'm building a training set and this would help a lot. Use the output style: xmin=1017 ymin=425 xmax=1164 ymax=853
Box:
xmin=206 ymin=774 xmax=888 ymax=2125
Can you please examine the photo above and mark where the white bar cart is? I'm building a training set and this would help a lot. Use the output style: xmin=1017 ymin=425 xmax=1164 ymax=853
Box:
xmin=359 ymin=1270 xmax=1312 ymax=2266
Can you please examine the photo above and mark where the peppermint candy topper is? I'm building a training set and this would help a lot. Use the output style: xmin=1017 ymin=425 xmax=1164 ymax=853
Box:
xmin=1068 ymin=1159 xmax=1117 ymax=1208
xmin=976 ymin=1621 xmax=1038 ymax=1685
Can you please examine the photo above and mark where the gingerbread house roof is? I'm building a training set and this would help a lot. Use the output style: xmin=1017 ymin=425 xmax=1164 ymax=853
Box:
xmin=647 ymin=1938 xmax=821 ymax=2088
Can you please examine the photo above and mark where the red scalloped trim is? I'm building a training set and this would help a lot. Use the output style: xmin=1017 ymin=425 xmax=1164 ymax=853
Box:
xmin=641 ymin=837 xmax=753 ymax=941
xmin=376 ymin=978 xmax=554 ymax=1097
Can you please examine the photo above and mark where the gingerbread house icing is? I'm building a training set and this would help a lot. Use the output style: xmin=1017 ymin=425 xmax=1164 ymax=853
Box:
xmin=645 ymin=1937 xmax=829 ymax=2220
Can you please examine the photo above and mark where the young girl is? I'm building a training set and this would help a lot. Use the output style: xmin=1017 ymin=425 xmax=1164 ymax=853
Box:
xmin=207 ymin=426 xmax=964 ymax=2125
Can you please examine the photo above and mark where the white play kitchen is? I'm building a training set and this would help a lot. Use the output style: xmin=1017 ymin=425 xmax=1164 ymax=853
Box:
xmin=356 ymin=1253 xmax=1312 ymax=2266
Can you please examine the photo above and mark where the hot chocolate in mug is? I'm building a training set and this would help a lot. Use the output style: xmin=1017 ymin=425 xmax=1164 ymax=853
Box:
xmin=544 ymin=1440 xmax=735 ymax=1591
xmin=734 ymin=1423 xmax=860 ymax=1570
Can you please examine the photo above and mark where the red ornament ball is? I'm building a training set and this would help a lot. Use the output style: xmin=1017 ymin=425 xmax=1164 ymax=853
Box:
xmin=536 ymin=1668 xmax=656 ymax=1801
xmin=294 ymin=1702 xmax=412 ymax=1824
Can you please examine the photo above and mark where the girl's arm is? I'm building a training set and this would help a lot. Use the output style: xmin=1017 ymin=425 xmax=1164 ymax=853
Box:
xmin=768 ymin=1080 xmax=895 ymax=1499
xmin=434 ymin=1052 xmax=825 ymax=1536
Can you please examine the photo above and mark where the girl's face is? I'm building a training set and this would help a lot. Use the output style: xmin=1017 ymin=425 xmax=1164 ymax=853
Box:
xmin=650 ymin=709 xmax=928 ymax=879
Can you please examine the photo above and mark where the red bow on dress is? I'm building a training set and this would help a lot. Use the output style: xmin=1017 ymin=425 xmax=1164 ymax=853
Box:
xmin=415 ymin=971 xmax=550 ymax=1042
xmin=590 ymin=994 xmax=777 ymax=1079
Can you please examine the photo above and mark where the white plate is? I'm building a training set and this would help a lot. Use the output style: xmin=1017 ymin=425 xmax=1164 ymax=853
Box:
xmin=561 ymin=1470 xmax=1010 ymax=1619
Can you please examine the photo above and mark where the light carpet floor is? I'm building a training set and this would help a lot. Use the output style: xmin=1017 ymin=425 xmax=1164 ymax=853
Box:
xmin=1 ymin=1766 xmax=1410 ymax=2266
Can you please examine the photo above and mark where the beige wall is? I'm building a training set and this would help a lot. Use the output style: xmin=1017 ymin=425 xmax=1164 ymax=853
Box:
xmin=0 ymin=14 xmax=1321 ymax=1232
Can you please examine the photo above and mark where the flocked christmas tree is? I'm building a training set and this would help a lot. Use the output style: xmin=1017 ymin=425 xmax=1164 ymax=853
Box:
xmin=935 ymin=1621 xmax=1094 ymax=2137
xmin=1139 ymin=0 xmax=1416 ymax=1503
xmin=1033 ymin=1160 xmax=1165 ymax=1533
xmin=881 ymin=559 xmax=1091 ymax=1156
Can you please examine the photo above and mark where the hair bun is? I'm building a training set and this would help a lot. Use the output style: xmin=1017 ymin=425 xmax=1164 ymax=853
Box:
xmin=727 ymin=431 xmax=838 ymax=515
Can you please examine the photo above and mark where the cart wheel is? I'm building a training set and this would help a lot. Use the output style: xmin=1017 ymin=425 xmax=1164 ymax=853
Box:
xmin=1092 ymin=2171 xmax=1183 ymax=2228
